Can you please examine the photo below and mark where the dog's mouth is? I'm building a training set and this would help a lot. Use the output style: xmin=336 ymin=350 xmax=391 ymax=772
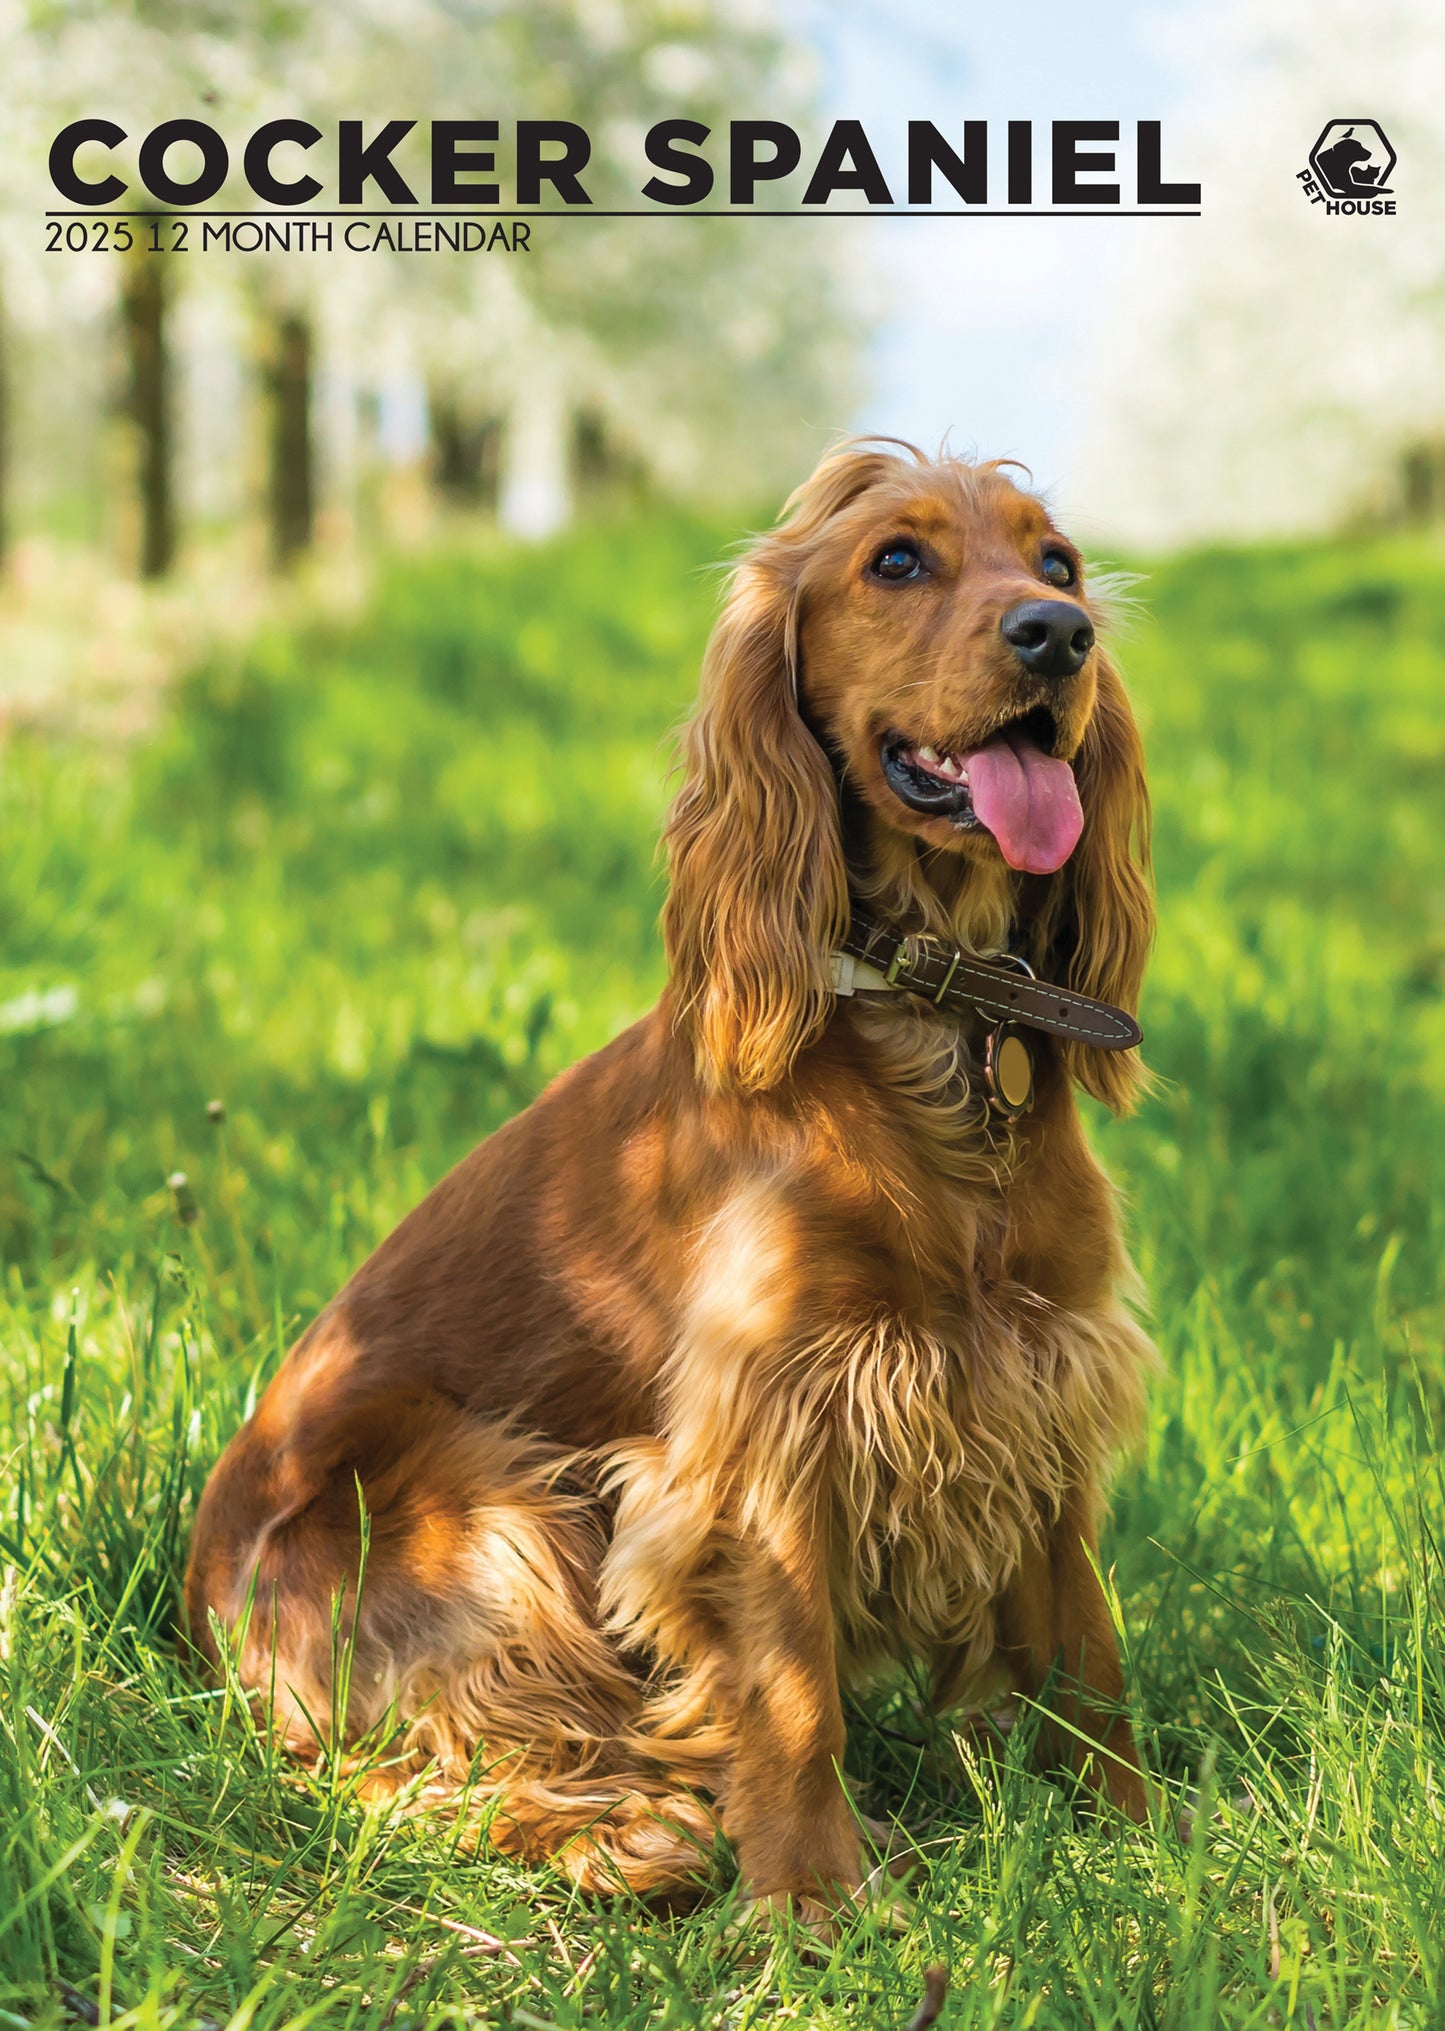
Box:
xmin=880 ymin=706 xmax=1084 ymax=874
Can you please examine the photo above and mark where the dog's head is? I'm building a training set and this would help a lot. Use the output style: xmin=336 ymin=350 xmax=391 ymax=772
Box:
xmin=664 ymin=441 xmax=1152 ymax=1111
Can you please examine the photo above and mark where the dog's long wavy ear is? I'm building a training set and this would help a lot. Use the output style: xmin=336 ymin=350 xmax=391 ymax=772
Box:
xmin=1033 ymin=653 xmax=1154 ymax=1113
xmin=662 ymin=543 xmax=849 ymax=1092
xmin=664 ymin=442 xmax=927 ymax=1091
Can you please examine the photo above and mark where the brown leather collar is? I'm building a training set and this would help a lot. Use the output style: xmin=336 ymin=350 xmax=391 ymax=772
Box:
xmin=839 ymin=911 xmax=1142 ymax=1053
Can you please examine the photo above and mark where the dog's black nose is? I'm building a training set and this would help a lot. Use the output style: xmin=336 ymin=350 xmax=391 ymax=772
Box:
xmin=1000 ymin=599 xmax=1095 ymax=679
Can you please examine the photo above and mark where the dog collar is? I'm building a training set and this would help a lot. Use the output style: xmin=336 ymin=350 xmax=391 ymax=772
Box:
xmin=832 ymin=912 xmax=1142 ymax=1121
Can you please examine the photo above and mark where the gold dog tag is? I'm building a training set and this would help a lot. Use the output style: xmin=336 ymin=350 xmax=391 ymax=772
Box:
xmin=984 ymin=1023 xmax=1034 ymax=1119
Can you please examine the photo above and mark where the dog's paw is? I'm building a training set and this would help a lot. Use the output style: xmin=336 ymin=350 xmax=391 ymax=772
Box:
xmin=723 ymin=1870 xmax=913 ymax=1960
xmin=719 ymin=1889 xmax=844 ymax=1962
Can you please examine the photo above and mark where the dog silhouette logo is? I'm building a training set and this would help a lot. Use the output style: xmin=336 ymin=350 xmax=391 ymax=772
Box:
xmin=1306 ymin=120 xmax=1396 ymax=201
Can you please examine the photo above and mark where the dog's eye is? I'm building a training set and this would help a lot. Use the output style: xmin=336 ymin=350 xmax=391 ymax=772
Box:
xmin=871 ymin=543 xmax=922 ymax=582
xmin=1040 ymin=549 xmax=1076 ymax=589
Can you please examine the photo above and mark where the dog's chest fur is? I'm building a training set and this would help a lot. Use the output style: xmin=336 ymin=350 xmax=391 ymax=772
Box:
xmin=816 ymin=998 xmax=1147 ymax=1678
xmin=626 ymin=998 xmax=1149 ymax=1698
xmin=822 ymin=1289 xmax=1143 ymax=1687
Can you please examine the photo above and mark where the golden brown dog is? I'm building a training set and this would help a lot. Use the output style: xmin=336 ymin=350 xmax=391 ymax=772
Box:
xmin=186 ymin=441 xmax=1156 ymax=1918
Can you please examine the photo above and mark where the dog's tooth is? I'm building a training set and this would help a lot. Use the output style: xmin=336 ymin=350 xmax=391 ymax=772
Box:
xmin=917 ymin=745 xmax=940 ymax=765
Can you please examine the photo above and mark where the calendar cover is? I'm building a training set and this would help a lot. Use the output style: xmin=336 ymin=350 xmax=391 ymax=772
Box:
xmin=1 ymin=4 xmax=1440 ymax=2026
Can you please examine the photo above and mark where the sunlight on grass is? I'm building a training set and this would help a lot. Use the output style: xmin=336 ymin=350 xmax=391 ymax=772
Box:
xmin=1 ymin=520 xmax=1443 ymax=2027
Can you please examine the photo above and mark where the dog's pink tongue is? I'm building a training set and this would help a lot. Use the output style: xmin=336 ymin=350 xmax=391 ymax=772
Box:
xmin=963 ymin=729 xmax=1083 ymax=874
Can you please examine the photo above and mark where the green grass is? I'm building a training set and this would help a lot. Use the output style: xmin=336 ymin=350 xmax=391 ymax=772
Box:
xmin=2 ymin=516 xmax=1444 ymax=2028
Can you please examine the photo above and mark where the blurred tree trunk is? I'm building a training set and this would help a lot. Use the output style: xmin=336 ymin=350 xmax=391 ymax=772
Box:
xmin=572 ymin=408 xmax=643 ymax=510
xmin=0 ymin=281 xmax=8 ymax=572
xmin=121 ymin=232 xmax=175 ymax=578
xmin=1400 ymin=443 xmax=1445 ymax=526
xmin=268 ymin=309 xmax=313 ymax=569
xmin=430 ymin=389 xmax=500 ymax=512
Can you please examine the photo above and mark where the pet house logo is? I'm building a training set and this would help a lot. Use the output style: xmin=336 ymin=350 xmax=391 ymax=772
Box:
xmin=1298 ymin=120 xmax=1396 ymax=213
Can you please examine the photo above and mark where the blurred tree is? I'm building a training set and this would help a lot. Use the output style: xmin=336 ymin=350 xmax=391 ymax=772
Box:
xmin=120 ymin=232 xmax=175 ymax=577
xmin=430 ymin=390 xmax=501 ymax=511
xmin=5 ymin=0 xmax=862 ymax=563
xmin=572 ymin=408 xmax=645 ymax=511
xmin=1399 ymin=441 xmax=1445 ymax=527
xmin=255 ymin=0 xmax=860 ymax=532
xmin=0 ymin=282 xmax=8 ymax=569
xmin=1079 ymin=0 xmax=1445 ymax=546
xmin=10 ymin=0 xmax=291 ymax=571
xmin=266 ymin=307 xmax=313 ymax=567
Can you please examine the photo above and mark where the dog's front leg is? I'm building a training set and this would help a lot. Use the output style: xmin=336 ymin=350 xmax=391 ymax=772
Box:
xmin=603 ymin=1437 xmax=862 ymax=1914
xmin=994 ymin=1492 xmax=1149 ymax=1820
xmin=718 ymin=1500 xmax=863 ymax=1918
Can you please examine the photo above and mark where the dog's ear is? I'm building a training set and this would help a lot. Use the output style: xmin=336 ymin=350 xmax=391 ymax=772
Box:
xmin=663 ymin=548 xmax=848 ymax=1092
xmin=1032 ymin=653 xmax=1154 ymax=1113
xmin=664 ymin=440 xmax=928 ymax=1092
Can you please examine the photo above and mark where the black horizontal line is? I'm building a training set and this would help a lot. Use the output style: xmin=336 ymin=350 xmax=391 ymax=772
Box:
xmin=46 ymin=206 xmax=1201 ymax=219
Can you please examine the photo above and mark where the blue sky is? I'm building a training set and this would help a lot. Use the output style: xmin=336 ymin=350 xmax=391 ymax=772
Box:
xmin=808 ymin=1 xmax=1200 ymax=519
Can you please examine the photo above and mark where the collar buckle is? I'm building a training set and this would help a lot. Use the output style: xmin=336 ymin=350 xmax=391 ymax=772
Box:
xmin=880 ymin=928 xmax=951 ymax=992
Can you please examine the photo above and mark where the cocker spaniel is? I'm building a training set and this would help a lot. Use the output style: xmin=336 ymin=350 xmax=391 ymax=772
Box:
xmin=187 ymin=441 xmax=1156 ymax=1920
